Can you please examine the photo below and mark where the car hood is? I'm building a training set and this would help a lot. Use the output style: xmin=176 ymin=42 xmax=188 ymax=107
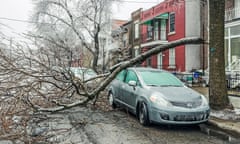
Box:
xmin=148 ymin=86 xmax=202 ymax=102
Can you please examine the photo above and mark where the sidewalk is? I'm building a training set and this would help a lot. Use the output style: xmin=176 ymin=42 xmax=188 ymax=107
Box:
xmin=192 ymin=86 xmax=240 ymax=141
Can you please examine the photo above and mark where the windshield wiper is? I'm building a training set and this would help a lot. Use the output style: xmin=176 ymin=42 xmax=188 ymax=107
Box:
xmin=160 ymin=85 xmax=182 ymax=87
xmin=147 ymin=84 xmax=159 ymax=87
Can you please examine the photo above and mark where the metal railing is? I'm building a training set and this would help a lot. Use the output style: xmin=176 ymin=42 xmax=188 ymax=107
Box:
xmin=227 ymin=72 xmax=240 ymax=90
xmin=141 ymin=30 xmax=167 ymax=43
xmin=174 ymin=71 xmax=240 ymax=96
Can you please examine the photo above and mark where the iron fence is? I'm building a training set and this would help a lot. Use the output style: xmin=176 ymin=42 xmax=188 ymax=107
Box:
xmin=174 ymin=71 xmax=240 ymax=96
xmin=226 ymin=72 xmax=240 ymax=92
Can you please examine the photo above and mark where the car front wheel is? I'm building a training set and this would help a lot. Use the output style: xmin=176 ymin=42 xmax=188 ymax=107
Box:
xmin=138 ymin=102 xmax=150 ymax=126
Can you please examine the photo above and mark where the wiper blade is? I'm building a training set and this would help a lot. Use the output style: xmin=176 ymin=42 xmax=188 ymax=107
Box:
xmin=159 ymin=85 xmax=172 ymax=87
xmin=160 ymin=85 xmax=182 ymax=87
xmin=147 ymin=84 xmax=159 ymax=87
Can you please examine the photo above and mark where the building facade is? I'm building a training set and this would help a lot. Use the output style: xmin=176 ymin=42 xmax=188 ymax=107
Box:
xmin=108 ymin=19 xmax=131 ymax=67
xmin=130 ymin=8 xmax=142 ymax=60
xmin=138 ymin=0 xmax=208 ymax=72
xmin=225 ymin=0 xmax=240 ymax=71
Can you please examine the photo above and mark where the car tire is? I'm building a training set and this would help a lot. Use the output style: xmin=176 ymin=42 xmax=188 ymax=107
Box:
xmin=108 ymin=92 xmax=117 ymax=109
xmin=138 ymin=102 xmax=150 ymax=126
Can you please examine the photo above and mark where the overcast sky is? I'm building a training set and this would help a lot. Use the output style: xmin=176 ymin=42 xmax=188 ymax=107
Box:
xmin=0 ymin=0 xmax=162 ymax=37
xmin=0 ymin=0 xmax=33 ymax=37
xmin=112 ymin=0 xmax=162 ymax=20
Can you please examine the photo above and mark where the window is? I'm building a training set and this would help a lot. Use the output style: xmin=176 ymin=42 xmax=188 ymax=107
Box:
xmin=116 ymin=70 xmax=126 ymax=81
xmin=169 ymin=48 xmax=175 ymax=67
xmin=123 ymin=40 xmax=126 ymax=47
xmin=169 ymin=13 xmax=175 ymax=33
xmin=147 ymin=24 xmax=153 ymax=39
xmin=231 ymin=37 xmax=240 ymax=61
xmin=125 ymin=70 xmax=138 ymax=83
xmin=134 ymin=48 xmax=139 ymax=58
xmin=139 ymin=71 xmax=183 ymax=87
xmin=134 ymin=20 xmax=139 ymax=39
xmin=147 ymin=57 xmax=152 ymax=67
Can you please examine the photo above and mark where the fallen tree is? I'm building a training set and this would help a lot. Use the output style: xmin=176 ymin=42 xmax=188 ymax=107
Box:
xmin=29 ymin=37 xmax=203 ymax=112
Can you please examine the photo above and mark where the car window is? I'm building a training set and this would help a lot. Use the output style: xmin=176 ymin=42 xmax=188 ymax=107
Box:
xmin=125 ymin=70 xmax=138 ymax=83
xmin=116 ymin=70 xmax=126 ymax=82
xmin=139 ymin=70 xmax=183 ymax=87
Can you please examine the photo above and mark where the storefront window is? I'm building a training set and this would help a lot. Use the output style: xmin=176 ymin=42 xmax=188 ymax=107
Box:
xmin=231 ymin=37 xmax=240 ymax=62
xmin=230 ymin=25 xmax=240 ymax=36
xmin=225 ymin=25 xmax=240 ymax=70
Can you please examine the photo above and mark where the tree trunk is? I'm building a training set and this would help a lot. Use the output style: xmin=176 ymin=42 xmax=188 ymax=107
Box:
xmin=209 ymin=0 xmax=229 ymax=110
xmin=92 ymin=35 xmax=99 ymax=73
xmin=92 ymin=24 xmax=101 ymax=73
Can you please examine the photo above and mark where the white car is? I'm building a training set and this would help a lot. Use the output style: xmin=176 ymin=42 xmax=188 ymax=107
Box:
xmin=70 ymin=67 xmax=97 ymax=81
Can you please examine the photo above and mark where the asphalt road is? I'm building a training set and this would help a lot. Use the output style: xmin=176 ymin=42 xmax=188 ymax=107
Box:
xmin=25 ymin=107 xmax=230 ymax=144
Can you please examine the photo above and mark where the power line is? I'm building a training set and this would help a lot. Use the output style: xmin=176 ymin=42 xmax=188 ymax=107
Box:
xmin=0 ymin=17 xmax=54 ymax=25
xmin=0 ymin=17 xmax=36 ymax=23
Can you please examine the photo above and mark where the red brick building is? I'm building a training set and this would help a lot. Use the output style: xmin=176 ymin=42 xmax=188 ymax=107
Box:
xmin=137 ymin=0 xmax=208 ymax=72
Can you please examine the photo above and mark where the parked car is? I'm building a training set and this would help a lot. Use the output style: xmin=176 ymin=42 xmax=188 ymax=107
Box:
xmin=108 ymin=67 xmax=210 ymax=126
xmin=70 ymin=67 xmax=97 ymax=81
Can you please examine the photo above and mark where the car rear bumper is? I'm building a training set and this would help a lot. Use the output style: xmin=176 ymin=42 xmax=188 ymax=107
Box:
xmin=149 ymin=107 xmax=210 ymax=125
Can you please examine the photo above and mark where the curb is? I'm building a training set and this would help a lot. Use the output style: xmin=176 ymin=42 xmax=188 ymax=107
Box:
xmin=209 ymin=117 xmax=240 ymax=138
xmin=199 ymin=120 xmax=240 ymax=143
xmin=199 ymin=123 xmax=231 ymax=141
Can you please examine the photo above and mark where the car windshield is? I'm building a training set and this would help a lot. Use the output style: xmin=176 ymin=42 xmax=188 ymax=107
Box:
xmin=138 ymin=70 xmax=183 ymax=87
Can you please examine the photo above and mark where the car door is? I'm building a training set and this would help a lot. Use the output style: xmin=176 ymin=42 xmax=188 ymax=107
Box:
xmin=122 ymin=70 xmax=139 ymax=110
xmin=113 ymin=69 xmax=127 ymax=102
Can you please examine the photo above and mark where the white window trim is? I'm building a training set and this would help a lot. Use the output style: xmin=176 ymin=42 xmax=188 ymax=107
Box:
xmin=169 ymin=12 xmax=175 ymax=34
xmin=169 ymin=48 xmax=176 ymax=68
xmin=134 ymin=20 xmax=140 ymax=39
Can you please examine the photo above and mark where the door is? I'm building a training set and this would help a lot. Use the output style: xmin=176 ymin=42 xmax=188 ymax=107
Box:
xmin=158 ymin=52 xmax=163 ymax=69
xmin=160 ymin=19 xmax=166 ymax=40
xmin=122 ymin=70 xmax=139 ymax=110
xmin=114 ymin=70 xmax=127 ymax=102
xmin=154 ymin=21 xmax=159 ymax=40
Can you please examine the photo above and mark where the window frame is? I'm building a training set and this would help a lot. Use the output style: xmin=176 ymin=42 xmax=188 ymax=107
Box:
xmin=125 ymin=70 xmax=138 ymax=83
xmin=134 ymin=20 xmax=140 ymax=39
xmin=116 ymin=70 xmax=127 ymax=82
xmin=147 ymin=21 xmax=153 ymax=39
xmin=169 ymin=12 xmax=175 ymax=34
xmin=169 ymin=48 xmax=176 ymax=68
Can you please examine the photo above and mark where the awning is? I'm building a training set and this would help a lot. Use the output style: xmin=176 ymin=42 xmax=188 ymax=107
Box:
xmin=155 ymin=13 xmax=169 ymax=19
xmin=141 ymin=13 xmax=169 ymax=25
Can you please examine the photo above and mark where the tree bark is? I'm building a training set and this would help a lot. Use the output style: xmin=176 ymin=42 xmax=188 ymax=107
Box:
xmin=209 ymin=0 xmax=229 ymax=110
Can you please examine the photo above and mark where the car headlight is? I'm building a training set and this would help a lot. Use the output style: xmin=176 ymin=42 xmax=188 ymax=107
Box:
xmin=200 ymin=95 xmax=209 ymax=107
xmin=150 ymin=95 xmax=172 ymax=107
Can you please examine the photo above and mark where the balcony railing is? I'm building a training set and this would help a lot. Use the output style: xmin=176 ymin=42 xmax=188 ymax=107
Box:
xmin=141 ymin=30 xmax=167 ymax=44
xmin=225 ymin=7 xmax=240 ymax=21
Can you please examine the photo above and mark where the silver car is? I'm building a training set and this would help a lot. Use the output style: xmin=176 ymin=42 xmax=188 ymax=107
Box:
xmin=108 ymin=67 xmax=210 ymax=126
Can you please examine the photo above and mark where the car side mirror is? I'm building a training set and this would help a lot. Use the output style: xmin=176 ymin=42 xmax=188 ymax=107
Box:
xmin=128 ymin=80 xmax=137 ymax=87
